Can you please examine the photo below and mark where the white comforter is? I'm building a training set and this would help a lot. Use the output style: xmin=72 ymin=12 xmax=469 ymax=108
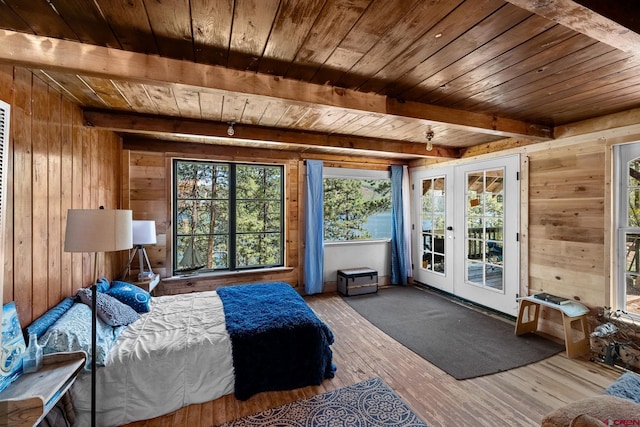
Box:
xmin=71 ymin=291 xmax=235 ymax=427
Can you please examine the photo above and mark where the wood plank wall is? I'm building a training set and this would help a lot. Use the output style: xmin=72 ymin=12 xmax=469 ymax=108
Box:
xmin=122 ymin=140 xmax=398 ymax=295
xmin=527 ymin=141 xmax=606 ymax=337
xmin=0 ymin=65 xmax=125 ymax=326
xmin=123 ymin=141 xmax=301 ymax=295
xmin=527 ymin=142 xmax=606 ymax=306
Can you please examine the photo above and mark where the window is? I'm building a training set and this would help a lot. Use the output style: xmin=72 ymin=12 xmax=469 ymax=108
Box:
xmin=616 ymin=144 xmax=640 ymax=319
xmin=323 ymin=168 xmax=391 ymax=242
xmin=173 ymin=160 xmax=284 ymax=274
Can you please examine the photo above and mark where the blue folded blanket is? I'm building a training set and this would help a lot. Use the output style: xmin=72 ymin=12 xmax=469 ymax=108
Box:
xmin=217 ymin=282 xmax=336 ymax=400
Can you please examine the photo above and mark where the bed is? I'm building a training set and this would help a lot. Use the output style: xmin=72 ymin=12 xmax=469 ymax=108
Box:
xmin=29 ymin=281 xmax=335 ymax=427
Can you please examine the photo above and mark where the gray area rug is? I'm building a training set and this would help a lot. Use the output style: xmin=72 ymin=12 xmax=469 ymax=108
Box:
xmin=343 ymin=286 xmax=564 ymax=380
xmin=218 ymin=377 xmax=427 ymax=426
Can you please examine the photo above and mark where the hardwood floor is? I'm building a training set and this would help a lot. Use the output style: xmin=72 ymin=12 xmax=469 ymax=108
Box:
xmin=123 ymin=289 xmax=623 ymax=427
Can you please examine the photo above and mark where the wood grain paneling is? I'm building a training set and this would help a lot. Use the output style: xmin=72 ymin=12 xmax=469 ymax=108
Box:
xmin=1 ymin=0 xmax=640 ymax=159
xmin=527 ymin=140 xmax=606 ymax=336
xmin=0 ymin=66 xmax=124 ymax=325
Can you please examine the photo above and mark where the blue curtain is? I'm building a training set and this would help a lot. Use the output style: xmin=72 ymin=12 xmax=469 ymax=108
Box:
xmin=304 ymin=160 xmax=324 ymax=294
xmin=391 ymin=165 xmax=408 ymax=285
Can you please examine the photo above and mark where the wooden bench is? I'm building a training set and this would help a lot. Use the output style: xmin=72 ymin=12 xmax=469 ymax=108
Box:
xmin=515 ymin=296 xmax=590 ymax=359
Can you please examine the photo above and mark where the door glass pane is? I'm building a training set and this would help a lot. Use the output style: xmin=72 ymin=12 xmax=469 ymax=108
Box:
xmin=625 ymin=233 xmax=640 ymax=315
xmin=465 ymin=168 xmax=504 ymax=291
xmin=629 ymin=189 xmax=640 ymax=227
xmin=623 ymin=156 xmax=640 ymax=316
xmin=421 ymin=177 xmax=446 ymax=275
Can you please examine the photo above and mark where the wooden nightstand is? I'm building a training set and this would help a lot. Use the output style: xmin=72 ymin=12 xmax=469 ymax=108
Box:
xmin=133 ymin=273 xmax=160 ymax=293
xmin=0 ymin=351 xmax=85 ymax=427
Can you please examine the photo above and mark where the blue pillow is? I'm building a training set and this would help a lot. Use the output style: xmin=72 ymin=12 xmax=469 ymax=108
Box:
xmin=605 ymin=372 xmax=640 ymax=404
xmin=96 ymin=277 xmax=110 ymax=293
xmin=39 ymin=302 xmax=124 ymax=368
xmin=1 ymin=302 xmax=26 ymax=392
xmin=26 ymin=297 xmax=74 ymax=339
xmin=76 ymin=288 xmax=140 ymax=326
xmin=105 ymin=281 xmax=151 ymax=313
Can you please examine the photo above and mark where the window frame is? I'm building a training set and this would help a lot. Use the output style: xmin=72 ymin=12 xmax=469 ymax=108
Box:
xmin=614 ymin=142 xmax=640 ymax=321
xmin=172 ymin=158 xmax=285 ymax=274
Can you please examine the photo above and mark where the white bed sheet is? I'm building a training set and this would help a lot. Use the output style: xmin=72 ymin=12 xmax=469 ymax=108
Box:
xmin=71 ymin=290 xmax=235 ymax=427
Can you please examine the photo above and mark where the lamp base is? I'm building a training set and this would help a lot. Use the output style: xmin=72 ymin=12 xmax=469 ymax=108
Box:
xmin=137 ymin=271 xmax=155 ymax=281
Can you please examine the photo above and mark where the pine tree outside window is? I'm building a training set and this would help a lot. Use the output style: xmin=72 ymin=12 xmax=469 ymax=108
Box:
xmin=323 ymin=168 xmax=392 ymax=242
xmin=173 ymin=160 xmax=284 ymax=274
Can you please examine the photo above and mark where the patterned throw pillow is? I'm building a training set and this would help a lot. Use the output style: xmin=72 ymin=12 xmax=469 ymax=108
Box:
xmin=1 ymin=302 xmax=26 ymax=392
xmin=105 ymin=281 xmax=151 ymax=313
xmin=39 ymin=302 xmax=124 ymax=367
xmin=76 ymin=288 xmax=140 ymax=326
xmin=25 ymin=297 xmax=74 ymax=339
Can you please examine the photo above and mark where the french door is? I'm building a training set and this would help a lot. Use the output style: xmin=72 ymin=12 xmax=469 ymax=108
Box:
xmin=412 ymin=167 xmax=454 ymax=293
xmin=412 ymin=155 xmax=520 ymax=316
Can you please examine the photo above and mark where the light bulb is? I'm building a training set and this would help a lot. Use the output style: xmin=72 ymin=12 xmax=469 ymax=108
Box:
xmin=227 ymin=123 xmax=235 ymax=136
xmin=425 ymin=127 xmax=434 ymax=151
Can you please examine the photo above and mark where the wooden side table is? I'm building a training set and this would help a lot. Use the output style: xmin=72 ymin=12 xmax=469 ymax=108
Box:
xmin=133 ymin=273 xmax=160 ymax=293
xmin=515 ymin=296 xmax=590 ymax=358
xmin=0 ymin=351 xmax=85 ymax=427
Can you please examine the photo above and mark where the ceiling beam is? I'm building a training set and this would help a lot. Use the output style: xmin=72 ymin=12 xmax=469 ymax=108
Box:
xmin=0 ymin=29 xmax=552 ymax=141
xmin=83 ymin=110 xmax=461 ymax=159
xmin=505 ymin=0 xmax=640 ymax=57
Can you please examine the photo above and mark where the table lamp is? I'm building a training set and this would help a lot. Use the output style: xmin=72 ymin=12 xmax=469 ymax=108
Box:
xmin=121 ymin=220 xmax=157 ymax=281
xmin=64 ymin=207 xmax=132 ymax=427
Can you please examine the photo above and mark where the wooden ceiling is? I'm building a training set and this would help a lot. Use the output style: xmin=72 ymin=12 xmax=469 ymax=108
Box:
xmin=1 ymin=0 xmax=640 ymax=159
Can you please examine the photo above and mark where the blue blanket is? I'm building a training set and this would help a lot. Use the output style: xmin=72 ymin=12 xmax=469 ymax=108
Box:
xmin=217 ymin=282 xmax=336 ymax=400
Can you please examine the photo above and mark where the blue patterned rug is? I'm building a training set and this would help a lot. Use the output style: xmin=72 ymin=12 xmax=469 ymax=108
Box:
xmin=218 ymin=377 xmax=427 ymax=426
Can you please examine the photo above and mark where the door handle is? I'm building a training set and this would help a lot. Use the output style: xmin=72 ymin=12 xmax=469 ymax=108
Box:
xmin=447 ymin=226 xmax=453 ymax=231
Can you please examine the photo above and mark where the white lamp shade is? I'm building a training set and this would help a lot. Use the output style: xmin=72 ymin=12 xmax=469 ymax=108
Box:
xmin=64 ymin=209 xmax=133 ymax=253
xmin=132 ymin=220 xmax=157 ymax=245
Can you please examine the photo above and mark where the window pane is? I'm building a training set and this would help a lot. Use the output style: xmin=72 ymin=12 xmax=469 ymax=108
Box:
xmin=467 ymin=239 xmax=483 ymax=260
xmin=236 ymin=233 xmax=282 ymax=267
xmin=467 ymin=217 xmax=483 ymax=237
xmin=236 ymin=165 xmax=282 ymax=199
xmin=486 ymin=241 xmax=503 ymax=265
xmin=629 ymin=189 xmax=640 ymax=227
xmin=467 ymin=260 xmax=483 ymax=285
xmin=176 ymin=162 xmax=229 ymax=199
xmin=467 ymin=193 xmax=483 ymax=216
xmin=324 ymin=176 xmax=391 ymax=241
xmin=628 ymin=159 xmax=640 ymax=187
xmin=176 ymin=235 xmax=211 ymax=270
xmin=433 ymin=235 xmax=445 ymax=254
xmin=486 ymin=265 xmax=503 ymax=291
xmin=625 ymin=233 xmax=640 ymax=314
xmin=236 ymin=201 xmax=281 ymax=232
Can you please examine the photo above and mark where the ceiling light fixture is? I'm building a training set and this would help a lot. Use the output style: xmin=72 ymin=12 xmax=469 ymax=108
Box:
xmin=227 ymin=122 xmax=235 ymax=136
xmin=425 ymin=127 xmax=434 ymax=151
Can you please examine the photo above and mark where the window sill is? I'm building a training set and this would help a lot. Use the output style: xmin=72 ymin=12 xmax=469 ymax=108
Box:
xmin=163 ymin=266 xmax=294 ymax=283
xmin=324 ymin=239 xmax=391 ymax=247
